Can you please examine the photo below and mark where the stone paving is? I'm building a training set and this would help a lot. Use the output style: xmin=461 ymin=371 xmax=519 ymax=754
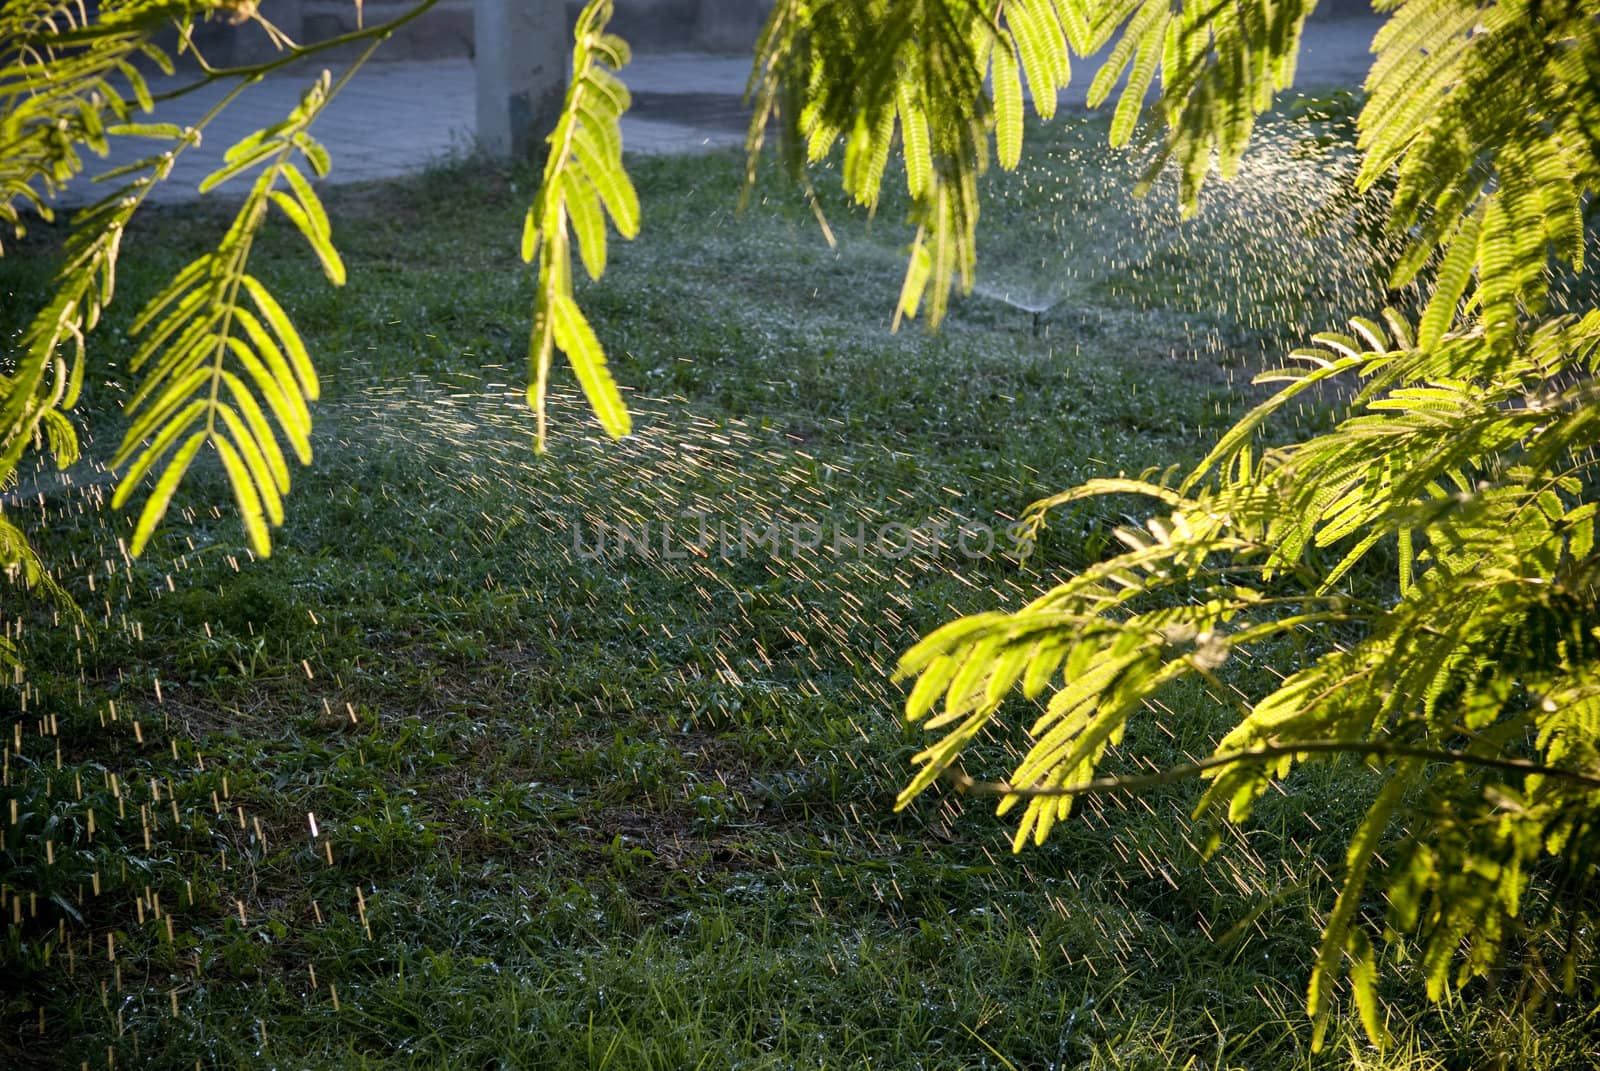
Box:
xmin=65 ymin=52 xmax=753 ymax=204
xmin=60 ymin=19 xmax=1385 ymax=206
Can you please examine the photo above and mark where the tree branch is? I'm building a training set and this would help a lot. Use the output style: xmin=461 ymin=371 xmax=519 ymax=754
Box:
xmin=946 ymin=739 xmax=1600 ymax=799
xmin=150 ymin=0 xmax=447 ymax=105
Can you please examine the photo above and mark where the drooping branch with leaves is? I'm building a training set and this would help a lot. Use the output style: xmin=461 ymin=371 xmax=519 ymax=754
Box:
xmin=745 ymin=0 xmax=1318 ymax=326
xmin=111 ymin=69 xmax=346 ymax=557
xmin=848 ymin=0 xmax=1600 ymax=1046
xmin=522 ymin=0 xmax=639 ymax=451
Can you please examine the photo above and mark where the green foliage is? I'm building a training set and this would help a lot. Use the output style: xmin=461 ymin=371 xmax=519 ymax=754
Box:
xmin=0 ymin=0 xmax=184 ymax=237
xmin=885 ymin=0 xmax=1600 ymax=1047
xmin=748 ymin=0 xmax=991 ymax=327
xmin=112 ymin=73 xmax=343 ymax=557
xmin=0 ymin=0 xmax=202 ymax=660
xmin=0 ymin=0 xmax=209 ymax=492
xmin=2 ymin=0 xmax=636 ymax=564
xmin=747 ymin=0 xmax=1317 ymax=327
xmin=521 ymin=0 xmax=638 ymax=449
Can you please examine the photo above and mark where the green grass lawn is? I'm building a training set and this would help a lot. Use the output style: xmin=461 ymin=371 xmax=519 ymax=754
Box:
xmin=2 ymin=116 xmax=1592 ymax=1068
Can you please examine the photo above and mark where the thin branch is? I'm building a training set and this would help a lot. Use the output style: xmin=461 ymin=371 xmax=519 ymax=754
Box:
xmin=150 ymin=0 xmax=446 ymax=105
xmin=946 ymin=739 xmax=1600 ymax=799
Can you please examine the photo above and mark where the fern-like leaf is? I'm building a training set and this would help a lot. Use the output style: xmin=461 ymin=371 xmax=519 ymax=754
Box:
xmin=112 ymin=72 xmax=346 ymax=556
xmin=522 ymin=0 xmax=637 ymax=449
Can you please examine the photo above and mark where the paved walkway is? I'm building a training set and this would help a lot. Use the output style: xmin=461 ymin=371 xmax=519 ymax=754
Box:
xmin=63 ymin=20 xmax=1383 ymax=205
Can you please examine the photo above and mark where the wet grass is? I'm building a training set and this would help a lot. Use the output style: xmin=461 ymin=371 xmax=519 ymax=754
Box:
xmin=2 ymin=116 xmax=1592 ymax=1068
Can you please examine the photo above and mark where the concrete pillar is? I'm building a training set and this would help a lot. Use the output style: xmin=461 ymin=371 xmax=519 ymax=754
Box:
xmin=475 ymin=0 xmax=568 ymax=159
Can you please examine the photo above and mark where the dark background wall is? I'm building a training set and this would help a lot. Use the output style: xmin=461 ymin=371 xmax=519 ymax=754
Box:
xmin=594 ymin=0 xmax=774 ymax=51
